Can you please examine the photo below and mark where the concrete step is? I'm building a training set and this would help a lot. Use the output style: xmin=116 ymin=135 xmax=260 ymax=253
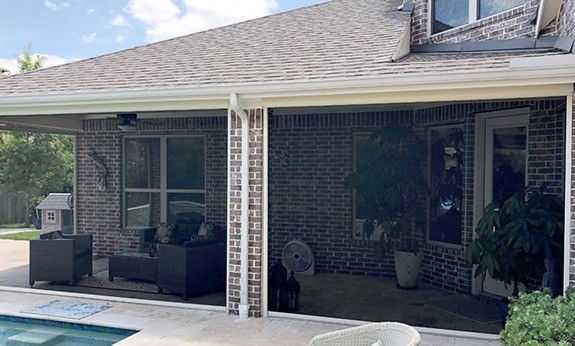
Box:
xmin=6 ymin=329 xmax=62 ymax=345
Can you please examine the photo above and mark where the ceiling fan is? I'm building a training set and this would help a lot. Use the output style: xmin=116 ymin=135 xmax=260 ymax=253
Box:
xmin=116 ymin=113 xmax=164 ymax=131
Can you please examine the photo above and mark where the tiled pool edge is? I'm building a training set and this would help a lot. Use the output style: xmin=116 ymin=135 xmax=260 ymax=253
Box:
xmin=0 ymin=314 xmax=137 ymax=336
xmin=0 ymin=285 xmax=226 ymax=312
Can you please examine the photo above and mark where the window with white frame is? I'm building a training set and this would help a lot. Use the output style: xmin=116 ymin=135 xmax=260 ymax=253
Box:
xmin=123 ymin=135 xmax=205 ymax=228
xmin=432 ymin=0 xmax=529 ymax=34
xmin=47 ymin=211 xmax=55 ymax=221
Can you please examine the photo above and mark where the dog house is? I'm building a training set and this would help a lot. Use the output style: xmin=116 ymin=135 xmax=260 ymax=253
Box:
xmin=35 ymin=193 xmax=73 ymax=234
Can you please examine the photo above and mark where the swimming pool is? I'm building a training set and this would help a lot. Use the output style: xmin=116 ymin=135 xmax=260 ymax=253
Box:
xmin=0 ymin=315 xmax=136 ymax=345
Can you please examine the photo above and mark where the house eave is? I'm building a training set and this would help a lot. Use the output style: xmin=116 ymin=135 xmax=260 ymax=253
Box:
xmin=0 ymin=61 xmax=574 ymax=117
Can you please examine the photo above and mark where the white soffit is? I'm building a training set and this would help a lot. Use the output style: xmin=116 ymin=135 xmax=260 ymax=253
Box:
xmin=535 ymin=0 xmax=563 ymax=37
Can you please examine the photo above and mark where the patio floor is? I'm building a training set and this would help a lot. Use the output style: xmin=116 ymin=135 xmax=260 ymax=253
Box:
xmin=0 ymin=238 xmax=502 ymax=344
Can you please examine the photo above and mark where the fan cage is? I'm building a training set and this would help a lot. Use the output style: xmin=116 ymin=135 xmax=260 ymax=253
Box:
xmin=282 ymin=241 xmax=313 ymax=272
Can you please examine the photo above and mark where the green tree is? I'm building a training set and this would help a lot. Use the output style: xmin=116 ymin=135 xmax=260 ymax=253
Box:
xmin=0 ymin=132 xmax=74 ymax=226
xmin=15 ymin=43 xmax=46 ymax=72
xmin=0 ymin=43 xmax=71 ymax=227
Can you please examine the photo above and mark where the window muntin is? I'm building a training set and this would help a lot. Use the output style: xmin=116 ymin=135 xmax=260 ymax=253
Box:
xmin=123 ymin=135 xmax=205 ymax=228
xmin=432 ymin=0 xmax=529 ymax=34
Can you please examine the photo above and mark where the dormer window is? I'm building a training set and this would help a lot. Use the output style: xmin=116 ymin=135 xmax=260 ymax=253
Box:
xmin=432 ymin=0 xmax=529 ymax=34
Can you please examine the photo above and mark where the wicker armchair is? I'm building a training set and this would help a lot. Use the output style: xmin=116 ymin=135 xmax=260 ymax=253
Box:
xmin=29 ymin=232 xmax=93 ymax=287
xmin=309 ymin=322 xmax=420 ymax=346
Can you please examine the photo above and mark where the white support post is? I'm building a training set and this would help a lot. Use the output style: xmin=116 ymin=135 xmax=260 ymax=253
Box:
xmin=564 ymin=92 xmax=574 ymax=293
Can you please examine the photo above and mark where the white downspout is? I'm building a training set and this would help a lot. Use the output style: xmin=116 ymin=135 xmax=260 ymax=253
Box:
xmin=564 ymin=92 xmax=573 ymax=293
xmin=230 ymin=93 xmax=250 ymax=320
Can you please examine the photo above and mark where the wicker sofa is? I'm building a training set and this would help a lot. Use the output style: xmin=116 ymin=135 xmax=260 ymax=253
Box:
xmin=156 ymin=239 xmax=226 ymax=299
xmin=138 ymin=213 xmax=227 ymax=299
xmin=29 ymin=231 xmax=93 ymax=287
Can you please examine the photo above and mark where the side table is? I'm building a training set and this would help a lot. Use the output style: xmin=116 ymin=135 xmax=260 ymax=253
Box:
xmin=108 ymin=252 xmax=158 ymax=283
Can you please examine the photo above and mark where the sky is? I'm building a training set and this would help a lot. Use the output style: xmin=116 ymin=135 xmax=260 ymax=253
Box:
xmin=0 ymin=0 xmax=327 ymax=75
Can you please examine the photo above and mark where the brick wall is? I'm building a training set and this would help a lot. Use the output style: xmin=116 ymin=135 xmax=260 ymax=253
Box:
xmin=559 ymin=0 xmax=575 ymax=37
xmin=269 ymin=111 xmax=414 ymax=280
xmin=411 ymin=0 xmax=539 ymax=45
xmin=269 ymin=98 xmax=565 ymax=295
xmin=77 ymin=116 xmax=227 ymax=256
xmin=415 ymin=98 xmax=565 ymax=293
xmin=228 ymin=109 xmax=265 ymax=317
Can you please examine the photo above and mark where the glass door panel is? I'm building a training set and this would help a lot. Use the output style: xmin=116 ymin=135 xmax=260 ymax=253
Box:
xmin=482 ymin=115 xmax=528 ymax=296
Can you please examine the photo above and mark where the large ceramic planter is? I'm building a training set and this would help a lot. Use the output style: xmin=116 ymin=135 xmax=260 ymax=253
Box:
xmin=394 ymin=250 xmax=423 ymax=289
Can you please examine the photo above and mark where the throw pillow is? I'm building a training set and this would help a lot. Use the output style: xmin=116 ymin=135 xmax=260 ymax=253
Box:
xmin=197 ymin=223 xmax=215 ymax=239
xmin=40 ymin=230 xmax=64 ymax=240
xmin=154 ymin=222 xmax=173 ymax=244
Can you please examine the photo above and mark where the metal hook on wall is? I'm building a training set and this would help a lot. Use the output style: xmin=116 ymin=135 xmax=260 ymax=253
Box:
xmin=85 ymin=151 xmax=108 ymax=192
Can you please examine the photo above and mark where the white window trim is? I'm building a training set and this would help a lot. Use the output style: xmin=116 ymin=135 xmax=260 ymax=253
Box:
xmin=122 ymin=134 xmax=206 ymax=228
xmin=428 ymin=0 xmax=527 ymax=36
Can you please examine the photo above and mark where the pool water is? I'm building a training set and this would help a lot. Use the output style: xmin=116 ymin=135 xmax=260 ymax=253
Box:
xmin=0 ymin=315 xmax=136 ymax=345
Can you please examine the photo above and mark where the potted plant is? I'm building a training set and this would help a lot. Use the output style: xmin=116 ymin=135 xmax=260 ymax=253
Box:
xmin=29 ymin=196 xmax=44 ymax=230
xmin=465 ymin=185 xmax=564 ymax=297
xmin=345 ymin=122 xmax=429 ymax=289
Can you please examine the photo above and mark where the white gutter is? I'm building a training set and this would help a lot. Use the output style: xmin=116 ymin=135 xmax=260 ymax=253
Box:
xmin=229 ymin=93 xmax=250 ymax=320
xmin=1 ymin=61 xmax=575 ymax=116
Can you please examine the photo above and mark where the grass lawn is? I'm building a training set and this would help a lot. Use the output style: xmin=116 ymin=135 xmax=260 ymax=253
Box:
xmin=0 ymin=231 xmax=41 ymax=240
xmin=0 ymin=223 xmax=26 ymax=228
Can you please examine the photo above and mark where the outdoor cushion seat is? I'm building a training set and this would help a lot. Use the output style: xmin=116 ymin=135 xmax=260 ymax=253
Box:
xmin=139 ymin=212 xmax=205 ymax=252
xmin=29 ymin=231 xmax=93 ymax=287
xmin=308 ymin=322 xmax=420 ymax=346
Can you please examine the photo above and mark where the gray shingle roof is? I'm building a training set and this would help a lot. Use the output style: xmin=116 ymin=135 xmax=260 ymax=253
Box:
xmin=36 ymin=193 xmax=72 ymax=210
xmin=0 ymin=0 xmax=411 ymax=96
xmin=0 ymin=0 xmax=568 ymax=97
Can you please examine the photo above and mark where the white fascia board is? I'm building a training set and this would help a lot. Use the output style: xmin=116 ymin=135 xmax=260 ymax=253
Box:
xmin=1 ymin=65 xmax=575 ymax=116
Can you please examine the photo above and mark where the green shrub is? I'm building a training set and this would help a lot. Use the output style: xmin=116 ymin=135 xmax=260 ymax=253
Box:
xmin=501 ymin=289 xmax=575 ymax=345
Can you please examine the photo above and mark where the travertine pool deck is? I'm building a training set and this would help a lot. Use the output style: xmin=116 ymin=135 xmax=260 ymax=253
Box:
xmin=0 ymin=236 xmax=501 ymax=345
xmin=0 ymin=288 xmax=501 ymax=345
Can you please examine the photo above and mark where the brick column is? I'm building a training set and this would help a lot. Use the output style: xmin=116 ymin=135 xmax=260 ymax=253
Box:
xmin=228 ymin=108 xmax=265 ymax=317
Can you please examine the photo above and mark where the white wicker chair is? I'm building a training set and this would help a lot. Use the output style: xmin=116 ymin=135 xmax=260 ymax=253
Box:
xmin=308 ymin=322 xmax=421 ymax=346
